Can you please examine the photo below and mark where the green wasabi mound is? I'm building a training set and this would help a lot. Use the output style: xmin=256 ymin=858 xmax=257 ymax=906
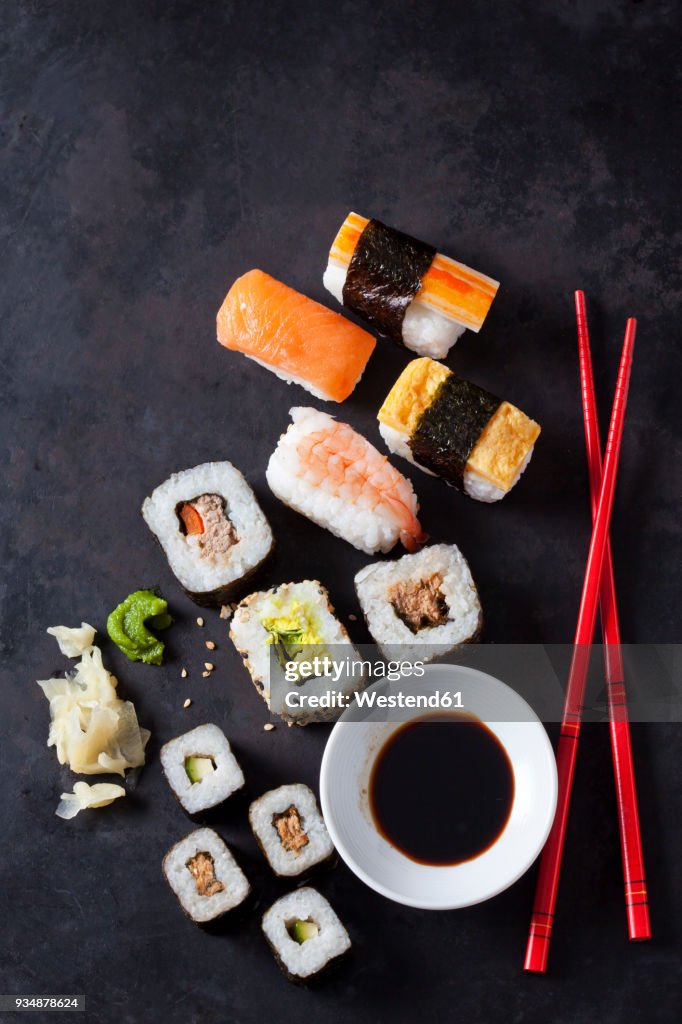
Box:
xmin=106 ymin=589 xmax=172 ymax=665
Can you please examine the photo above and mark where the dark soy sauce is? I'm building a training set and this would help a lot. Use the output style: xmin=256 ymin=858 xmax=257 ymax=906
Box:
xmin=369 ymin=714 xmax=514 ymax=866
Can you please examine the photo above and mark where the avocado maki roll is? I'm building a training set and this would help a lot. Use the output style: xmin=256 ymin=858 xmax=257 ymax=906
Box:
xmin=160 ymin=723 xmax=245 ymax=816
xmin=261 ymin=887 xmax=351 ymax=983
xmin=249 ymin=784 xmax=335 ymax=878
xmin=354 ymin=544 xmax=482 ymax=664
xmin=141 ymin=461 xmax=273 ymax=606
xmin=163 ymin=827 xmax=250 ymax=925
xmin=323 ymin=212 xmax=499 ymax=358
xmin=378 ymin=357 xmax=541 ymax=502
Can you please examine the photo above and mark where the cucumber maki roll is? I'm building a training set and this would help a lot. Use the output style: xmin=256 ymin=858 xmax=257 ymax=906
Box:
xmin=249 ymin=784 xmax=335 ymax=877
xmin=262 ymin=887 xmax=351 ymax=983
xmin=163 ymin=827 xmax=250 ymax=925
xmin=160 ymin=723 xmax=245 ymax=816
xmin=378 ymin=357 xmax=541 ymax=502
xmin=141 ymin=461 xmax=273 ymax=606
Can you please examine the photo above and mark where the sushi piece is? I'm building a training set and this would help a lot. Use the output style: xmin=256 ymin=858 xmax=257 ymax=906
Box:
xmin=323 ymin=212 xmax=499 ymax=358
xmin=378 ymin=357 xmax=541 ymax=502
xmin=266 ymin=407 xmax=425 ymax=554
xmin=163 ymin=827 xmax=250 ymax=925
xmin=230 ymin=580 xmax=366 ymax=725
xmin=216 ymin=269 xmax=376 ymax=402
xmin=249 ymin=784 xmax=335 ymax=877
xmin=354 ymin=544 xmax=482 ymax=663
xmin=262 ymin=887 xmax=351 ymax=982
xmin=160 ymin=724 xmax=245 ymax=815
xmin=142 ymin=461 xmax=273 ymax=606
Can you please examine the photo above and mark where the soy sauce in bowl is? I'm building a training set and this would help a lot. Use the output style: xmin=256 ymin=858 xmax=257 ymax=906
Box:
xmin=369 ymin=713 xmax=514 ymax=866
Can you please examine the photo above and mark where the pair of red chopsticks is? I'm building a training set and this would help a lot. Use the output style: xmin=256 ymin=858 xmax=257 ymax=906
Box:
xmin=524 ymin=293 xmax=651 ymax=974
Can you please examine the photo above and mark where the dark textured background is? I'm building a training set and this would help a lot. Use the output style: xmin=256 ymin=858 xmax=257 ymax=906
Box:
xmin=1 ymin=2 xmax=681 ymax=1022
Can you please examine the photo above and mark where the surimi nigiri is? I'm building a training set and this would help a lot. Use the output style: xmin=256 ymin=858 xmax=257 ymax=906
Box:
xmin=266 ymin=407 xmax=426 ymax=555
xmin=217 ymin=269 xmax=376 ymax=403
xmin=323 ymin=212 xmax=499 ymax=359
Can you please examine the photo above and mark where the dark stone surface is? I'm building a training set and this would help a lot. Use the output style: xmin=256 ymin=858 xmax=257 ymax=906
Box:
xmin=1 ymin=1 xmax=680 ymax=1021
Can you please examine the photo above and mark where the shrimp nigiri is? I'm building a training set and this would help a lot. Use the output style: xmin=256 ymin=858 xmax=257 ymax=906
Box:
xmin=266 ymin=408 xmax=426 ymax=555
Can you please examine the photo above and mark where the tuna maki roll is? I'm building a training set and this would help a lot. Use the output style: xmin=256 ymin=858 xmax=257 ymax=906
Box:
xmin=323 ymin=212 xmax=499 ymax=358
xmin=163 ymin=827 xmax=250 ymax=924
xmin=378 ymin=357 xmax=541 ymax=502
xmin=249 ymin=784 xmax=335 ymax=877
xmin=141 ymin=461 xmax=273 ymax=606
xmin=230 ymin=580 xmax=366 ymax=725
xmin=160 ymin=723 xmax=245 ymax=816
xmin=354 ymin=544 xmax=482 ymax=663
xmin=262 ymin=887 xmax=351 ymax=983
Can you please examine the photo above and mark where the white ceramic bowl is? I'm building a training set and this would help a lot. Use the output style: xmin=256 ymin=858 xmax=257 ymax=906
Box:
xmin=320 ymin=663 xmax=557 ymax=910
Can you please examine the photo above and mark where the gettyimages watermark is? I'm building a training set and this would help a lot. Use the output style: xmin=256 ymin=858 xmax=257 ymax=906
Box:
xmin=268 ymin=643 xmax=682 ymax=724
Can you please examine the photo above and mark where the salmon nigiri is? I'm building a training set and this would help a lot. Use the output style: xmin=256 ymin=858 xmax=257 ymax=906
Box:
xmin=217 ymin=269 xmax=376 ymax=403
xmin=266 ymin=407 xmax=426 ymax=555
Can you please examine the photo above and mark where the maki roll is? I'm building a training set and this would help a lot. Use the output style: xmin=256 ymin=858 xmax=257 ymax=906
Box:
xmin=142 ymin=461 xmax=273 ymax=606
xmin=262 ymin=887 xmax=351 ymax=983
xmin=249 ymin=784 xmax=335 ymax=877
xmin=323 ymin=212 xmax=499 ymax=358
xmin=163 ymin=827 xmax=250 ymax=924
xmin=354 ymin=544 xmax=482 ymax=663
xmin=216 ymin=269 xmax=376 ymax=402
xmin=160 ymin=723 xmax=245 ymax=815
xmin=378 ymin=357 xmax=541 ymax=502
xmin=230 ymin=580 xmax=365 ymax=725
xmin=266 ymin=407 xmax=425 ymax=555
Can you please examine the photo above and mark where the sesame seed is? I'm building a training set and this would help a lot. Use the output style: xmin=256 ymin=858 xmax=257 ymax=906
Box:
xmin=263 ymin=723 xmax=275 ymax=732
xmin=181 ymin=668 xmax=188 ymax=679
xmin=205 ymin=640 xmax=216 ymax=650
xmin=202 ymin=671 xmax=210 ymax=678
xmin=196 ymin=617 xmax=204 ymax=627
xmin=183 ymin=698 xmax=192 ymax=708
xmin=349 ymin=614 xmax=358 ymax=621
xmin=204 ymin=662 xmax=214 ymax=671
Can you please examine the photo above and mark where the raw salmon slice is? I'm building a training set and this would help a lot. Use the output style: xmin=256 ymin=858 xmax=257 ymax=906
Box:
xmin=217 ymin=269 xmax=376 ymax=403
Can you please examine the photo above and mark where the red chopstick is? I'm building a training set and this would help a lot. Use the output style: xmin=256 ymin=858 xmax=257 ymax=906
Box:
xmin=524 ymin=316 xmax=636 ymax=974
xmin=575 ymin=291 xmax=651 ymax=942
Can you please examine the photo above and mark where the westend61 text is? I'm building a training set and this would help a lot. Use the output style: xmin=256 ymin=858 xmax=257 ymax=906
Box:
xmin=284 ymin=688 xmax=464 ymax=710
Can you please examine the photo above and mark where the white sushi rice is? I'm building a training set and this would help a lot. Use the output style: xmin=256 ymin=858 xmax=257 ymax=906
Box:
xmin=378 ymin=422 xmax=534 ymax=503
xmin=262 ymin=887 xmax=351 ymax=980
xmin=163 ymin=827 xmax=250 ymax=923
xmin=324 ymin=261 xmax=465 ymax=358
xmin=354 ymin=544 xmax=482 ymax=663
xmin=249 ymin=784 xmax=334 ymax=877
xmin=230 ymin=580 xmax=365 ymax=723
xmin=242 ymin=351 xmax=367 ymax=403
xmin=160 ymin=723 xmax=245 ymax=814
xmin=141 ymin=461 xmax=273 ymax=599
xmin=266 ymin=407 xmax=416 ymax=555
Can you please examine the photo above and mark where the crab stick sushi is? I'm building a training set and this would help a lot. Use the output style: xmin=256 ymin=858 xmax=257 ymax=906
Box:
xmin=323 ymin=212 xmax=499 ymax=358
xmin=378 ymin=358 xmax=541 ymax=502
xmin=266 ymin=407 xmax=425 ymax=554
xmin=217 ymin=269 xmax=376 ymax=402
